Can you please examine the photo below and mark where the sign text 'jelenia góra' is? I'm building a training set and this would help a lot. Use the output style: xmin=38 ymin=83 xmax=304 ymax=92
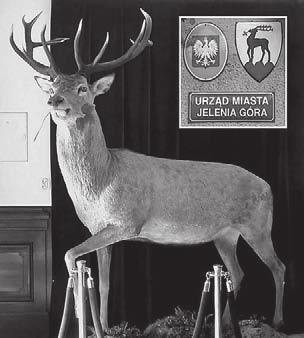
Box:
xmin=189 ymin=93 xmax=274 ymax=122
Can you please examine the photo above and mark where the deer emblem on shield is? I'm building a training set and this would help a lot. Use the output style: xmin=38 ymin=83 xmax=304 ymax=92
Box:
xmin=236 ymin=21 xmax=283 ymax=82
xmin=244 ymin=25 xmax=272 ymax=64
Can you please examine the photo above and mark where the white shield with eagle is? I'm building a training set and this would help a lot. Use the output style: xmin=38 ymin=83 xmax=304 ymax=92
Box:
xmin=236 ymin=21 xmax=283 ymax=82
xmin=184 ymin=23 xmax=227 ymax=81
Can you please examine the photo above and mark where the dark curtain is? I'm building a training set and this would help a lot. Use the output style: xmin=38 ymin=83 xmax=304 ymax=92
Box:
xmin=50 ymin=0 xmax=304 ymax=336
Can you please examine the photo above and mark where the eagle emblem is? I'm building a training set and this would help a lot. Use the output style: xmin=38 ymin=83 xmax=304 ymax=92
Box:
xmin=193 ymin=37 xmax=218 ymax=67
xmin=183 ymin=23 xmax=227 ymax=81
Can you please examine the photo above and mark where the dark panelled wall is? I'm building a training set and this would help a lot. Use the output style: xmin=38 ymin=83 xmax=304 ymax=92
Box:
xmin=50 ymin=0 xmax=303 ymax=336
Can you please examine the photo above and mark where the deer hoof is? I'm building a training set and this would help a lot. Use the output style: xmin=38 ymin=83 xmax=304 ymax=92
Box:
xmin=273 ymin=319 xmax=285 ymax=331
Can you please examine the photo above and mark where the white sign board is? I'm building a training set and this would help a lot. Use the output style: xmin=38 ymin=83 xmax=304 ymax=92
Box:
xmin=0 ymin=0 xmax=51 ymax=206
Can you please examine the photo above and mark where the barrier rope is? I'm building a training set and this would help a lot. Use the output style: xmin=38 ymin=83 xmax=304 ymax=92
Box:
xmin=192 ymin=272 xmax=211 ymax=338
xmin=87 ymin=269 xmax=104 ymax=338
xmin=58 ymin=276 xmax=74 ymax=338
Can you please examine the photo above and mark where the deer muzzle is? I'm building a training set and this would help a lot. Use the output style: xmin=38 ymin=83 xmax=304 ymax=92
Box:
xmin=47 ymin=95 xmax=71 ymax=118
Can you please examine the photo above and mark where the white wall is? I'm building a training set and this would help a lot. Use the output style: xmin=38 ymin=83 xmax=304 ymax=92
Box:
xmin=0 ymin=0 xmax=52 ymax=206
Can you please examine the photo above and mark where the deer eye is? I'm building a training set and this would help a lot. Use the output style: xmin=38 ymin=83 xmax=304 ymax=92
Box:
xmin=49 ymin=88 xmax=55 ymax=95
xmin=78 ymin=86 xmax=87 ymax=94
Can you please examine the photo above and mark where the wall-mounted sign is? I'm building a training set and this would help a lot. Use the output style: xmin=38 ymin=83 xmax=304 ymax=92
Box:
xmin=179 ymin=16 xmax=287 ymax=128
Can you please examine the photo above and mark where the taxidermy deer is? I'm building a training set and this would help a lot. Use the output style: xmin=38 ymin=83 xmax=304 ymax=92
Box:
xmin=10 ymin=10 xmax=285 ymax=330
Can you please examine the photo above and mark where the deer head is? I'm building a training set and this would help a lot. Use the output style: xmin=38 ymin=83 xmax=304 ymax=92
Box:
xmin=10 ymin=9 xmax=152 ymax=126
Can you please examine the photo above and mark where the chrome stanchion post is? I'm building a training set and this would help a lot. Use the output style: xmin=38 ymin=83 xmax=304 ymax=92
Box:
xmin=76 ymin=260 xmax=87 ymax=338
xmin=213 ymin=264 xmax=223 ymax=338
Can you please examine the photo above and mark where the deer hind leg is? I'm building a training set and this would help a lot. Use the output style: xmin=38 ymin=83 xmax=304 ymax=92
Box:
xmin=241 ymin=210 xmax=285 ymax=329
xmin=96 ymin=246 xmax=112 ymax=330
xmin=260 ymin=47 xmax=266 ymax=62
xmin=264 ymin=40 xmax=271 ymax=63
xmin=247 ymin=47 xmax=252 ymax=62
xmin=266 ymin=47 xmax=271 ymax=63
xmin=214 ymin=228 xmax=244 ymax=325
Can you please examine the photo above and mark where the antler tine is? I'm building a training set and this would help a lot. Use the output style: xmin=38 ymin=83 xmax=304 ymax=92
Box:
xmin=10 ymin=13 xmax=69 ymax=79
xmin=41 ymin=25 xmax=59 ymax=78
xmin=77 ymin=9 xmax=153 ymax=76
xmin=139 ymin=8 xmax=153 ymax=46
xmin=129 ymin=9 xmax=153 ymax=51
xmin=92 ymin=32 xmax=109 ymax=65
xmin=22 ymin=12 xmax=43 ymax=57
xmin=22 ymin=11 xmax=42 ymax=27
xmin=74 ymin=19 xmax=84 ymax=70
xmin=22 ymin=12 xmax=69 ymax=55
xmin=10 ymin=25 xmax=51 ymax=76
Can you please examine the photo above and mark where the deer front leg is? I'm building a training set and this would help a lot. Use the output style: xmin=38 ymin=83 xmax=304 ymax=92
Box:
xmin=260 ymin=48 xmax=265 ymax=63
xmin=64 ymin=224 xmax=138 ymax=329
xmin=96 ymin=246 xmax=112 ymax=330
xmin=64 ymin=223 xmax=138 ymax=276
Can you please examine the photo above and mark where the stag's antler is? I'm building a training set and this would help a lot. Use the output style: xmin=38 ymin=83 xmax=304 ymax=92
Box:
xmin=255 ymin=25 xmax=273 ymax=32
xmin=243 ymin=24 xmax=273 ymax=36
xmin=10 ymin=12 xmax=68 ymax=79
xmin=74 ymin=8 xmax=153 ymax=76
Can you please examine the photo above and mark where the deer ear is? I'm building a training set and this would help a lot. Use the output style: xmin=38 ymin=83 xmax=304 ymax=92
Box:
xmin=34 ymin=76 xmax=52 ymax=93
xmin=91 ymin=74 xmax=115 ymax=96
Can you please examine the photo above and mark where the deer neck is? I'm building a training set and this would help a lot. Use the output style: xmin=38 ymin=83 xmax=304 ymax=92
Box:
xmin=55 ymin=103 xmax=111 ymax=200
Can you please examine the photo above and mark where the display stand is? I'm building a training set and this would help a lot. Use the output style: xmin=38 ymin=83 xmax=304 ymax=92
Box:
xmin=58 ymin=260 xmax=104 ymax=338
xmin=192 ymin=264 xmax=242 ymax=338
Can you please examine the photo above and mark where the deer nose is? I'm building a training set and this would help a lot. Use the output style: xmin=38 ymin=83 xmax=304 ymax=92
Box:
xmin=48 ymin=95 xmax=64 ymax=107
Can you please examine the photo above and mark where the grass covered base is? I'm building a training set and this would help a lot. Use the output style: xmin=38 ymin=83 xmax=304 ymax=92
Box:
xmin=90 ymin=307 xmax=303 ymax=337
